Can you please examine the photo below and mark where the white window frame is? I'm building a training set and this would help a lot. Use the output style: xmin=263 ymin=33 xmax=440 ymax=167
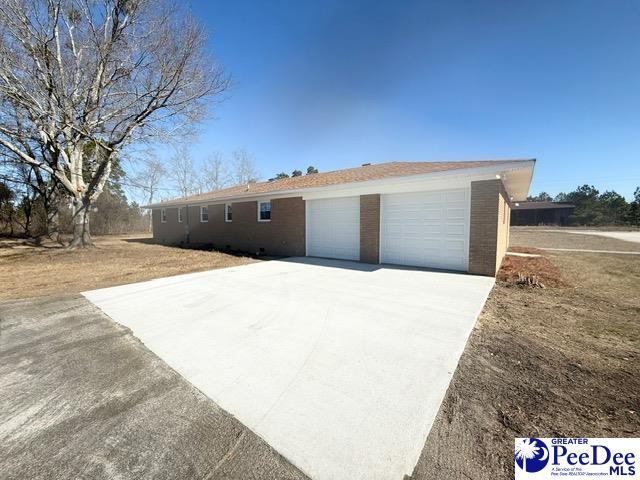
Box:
xmin=177 ymin=207 xmax=183 ymax=223
xmin=225 ymin=203 xmax=232 ymax=223
xmin=200 ymin=206 xmax=209 ymax=223
xmin=160 ymin=208 xmax=167 ymax=223
xmin=257 ymin=200 xmax=271 ymax=222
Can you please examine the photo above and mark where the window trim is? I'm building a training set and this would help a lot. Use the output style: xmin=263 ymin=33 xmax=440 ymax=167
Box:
xmin=160 ymin=208 xmax=167 ymax=223
xmin=200 ymin=205 xmax=209 ymax=223
xmin=225 ymin=203 xmax=232 ymax=223
xmin=257 ymin=200 xmax=271 ymax=222
xmin=177 ymin=207 xmax=183 ymax=223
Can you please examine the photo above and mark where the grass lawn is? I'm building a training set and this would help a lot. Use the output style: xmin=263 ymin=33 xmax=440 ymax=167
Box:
xmin=0 ymin=234 xmax=257 ymax=300
xmin=411 ymin=229 xmax=640 ymax=479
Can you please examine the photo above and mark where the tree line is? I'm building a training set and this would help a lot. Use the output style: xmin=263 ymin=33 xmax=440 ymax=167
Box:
xmin=0 ymin=158 xmax=147 ymax=239
xmin=528 ymin=185 xmax=640 ymax=226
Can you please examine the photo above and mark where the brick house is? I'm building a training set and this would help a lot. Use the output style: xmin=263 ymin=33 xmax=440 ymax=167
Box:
xmin=147 ymin=159 xmax=535 ymax=276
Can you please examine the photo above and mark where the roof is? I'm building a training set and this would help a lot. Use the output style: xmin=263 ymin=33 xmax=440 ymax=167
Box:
xmin=512 ymin=201 xmax=575 ymax=210
xmin=148 ymin=159 xmax=534 ymax=208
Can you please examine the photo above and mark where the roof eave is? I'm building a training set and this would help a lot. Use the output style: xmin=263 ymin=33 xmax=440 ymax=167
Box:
xmin=145 ymin=160 xmax=536 ymax=208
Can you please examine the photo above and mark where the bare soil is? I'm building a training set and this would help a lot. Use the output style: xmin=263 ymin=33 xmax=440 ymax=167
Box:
xmin=0 ymin=235 xmax=257 ymax=300
xmin=497 ymin=254 xmax=567 ymax=287
xmin=410 ymin=234 xmax=640 ymax=479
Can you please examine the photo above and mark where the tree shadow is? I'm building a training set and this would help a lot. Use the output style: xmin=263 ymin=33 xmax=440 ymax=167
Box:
xmin=0 ymin=236 xmax=65 ymax=251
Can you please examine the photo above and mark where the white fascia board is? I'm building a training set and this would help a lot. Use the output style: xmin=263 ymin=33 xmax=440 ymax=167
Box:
xmin=152 ymin=161 xmax=535 ymax=207
xmin=302 ymin=161 xmax=535 ymax=200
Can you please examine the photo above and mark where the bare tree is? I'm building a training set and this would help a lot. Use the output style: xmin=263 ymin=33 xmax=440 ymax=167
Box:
xmin=131 ymin=155 xmax=166 ymax=229
xmin=202 ymin=152 xmax=230 ymax=191
xmin=232 ymin=149 xmax=259 ymax=185
xmin=169 ymin=146 xmax=198 ymax=198
xmin=132 ymin=156 xmax=167 ymax=205
xmin=0 ymin=0 xmax=228 ymax=247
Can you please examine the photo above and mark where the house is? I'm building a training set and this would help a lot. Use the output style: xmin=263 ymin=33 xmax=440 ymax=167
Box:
xmin=511 ymin=201 xmax=575 ymax=226
xmin=147 ymin=159 xmax=535 ymax=276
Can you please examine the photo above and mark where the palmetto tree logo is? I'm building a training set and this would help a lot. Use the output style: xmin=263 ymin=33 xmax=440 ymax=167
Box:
xmin=515 ymin=438 xmax=550 ymax=473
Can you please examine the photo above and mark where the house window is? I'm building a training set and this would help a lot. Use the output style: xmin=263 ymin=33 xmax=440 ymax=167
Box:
xmin=177 ymin=207 xmax=183 ymax=223
xmin=258 ymin=201 xmax=271 ymax=221
xmin=161 ymin=208 xmax=167 ymax=223
xmin=200 ymin=206 xmax=208 ymax=223
xmin=225 ymin=203 xmax=232 ymax=222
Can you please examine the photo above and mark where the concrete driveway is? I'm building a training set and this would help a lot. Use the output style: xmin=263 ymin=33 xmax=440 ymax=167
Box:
xmin=84 ymin=257 xmax=494 ymax=480
xmin=0 ymin=296 xmax=307 ymax=480
xmin=566 ymin=230 xmax=640 ymax=244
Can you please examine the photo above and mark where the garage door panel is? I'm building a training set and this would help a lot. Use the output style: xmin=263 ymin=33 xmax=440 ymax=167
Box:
xmin=445 ymin=223 xmax=466 ymax=235
xmin=307 ymin=197 xmax=360 ymax=261
xmin=446 ymin=190 xmax=467 ymax=202
xmin=446 ymin=207 xmax=466 ymax=218
xmin=381 ymin=189 xmax=470 ymax=271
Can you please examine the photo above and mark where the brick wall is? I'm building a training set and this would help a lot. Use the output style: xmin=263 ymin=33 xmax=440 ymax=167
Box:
xmin=468 ymin=179 xmax=510 ymax=276
xmin=152 ymin=207 xmax=188 ymax=244
xmin=154 ymin=196 xmax=305 ymax=257
xmin=360 ymin=194 xmax=380 ymax=263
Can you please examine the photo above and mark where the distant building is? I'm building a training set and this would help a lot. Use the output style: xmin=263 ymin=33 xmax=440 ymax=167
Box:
xmin=510 ymin=201 xmax=575 ymax=226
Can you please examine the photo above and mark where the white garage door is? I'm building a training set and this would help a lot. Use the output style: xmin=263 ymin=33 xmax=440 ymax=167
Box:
xmin=380 ymin=189 xmax=470 ymax=271
xmin=307 ymin=197 xmax=360 ymax=261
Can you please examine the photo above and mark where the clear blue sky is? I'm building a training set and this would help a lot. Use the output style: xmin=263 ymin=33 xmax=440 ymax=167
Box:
xmin=184 ymin=0 xmax=640 ymax=199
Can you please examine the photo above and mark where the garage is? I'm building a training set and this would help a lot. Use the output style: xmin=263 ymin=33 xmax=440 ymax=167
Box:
xmin=306 ymin=196 xmax=360 ymax=260
xmin=380 ymin=188 xmax=470 ymax=271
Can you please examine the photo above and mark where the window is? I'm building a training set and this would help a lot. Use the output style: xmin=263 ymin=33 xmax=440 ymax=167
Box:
xmin=258 ymin=201 xmax=271 ymax=221
xmin=200 ymin=206 xmax=208 ymax=223
xmin=225 ymin=203 xmax=232 ymax=222
xmin=177 ymin=207 xmax=183 ymax=223
xmin=160 ymin=208 xmax=167 ymax=223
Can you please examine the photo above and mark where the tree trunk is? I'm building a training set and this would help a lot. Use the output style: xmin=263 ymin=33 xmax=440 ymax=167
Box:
xmin=69 ymin=197 xmax=93 ymax=248
xmin=45 ymin=189 xmax=62 ymax=244
xmin=22 ymin=202 xmax=32 ymax=238
xmin=47 ymin=208 xmax=62 ymax=244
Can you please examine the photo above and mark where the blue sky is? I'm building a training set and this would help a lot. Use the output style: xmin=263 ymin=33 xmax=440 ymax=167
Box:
xmin=181 ymin=0 xmax=640 ymax=199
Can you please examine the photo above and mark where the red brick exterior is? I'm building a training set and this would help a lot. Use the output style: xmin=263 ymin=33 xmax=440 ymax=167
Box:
xmin=468 ymin=179 xmax=510 ymax=276
xmin=154 ymin=196 xmax=305 ymax=257
xmin=155 ymin=185 xmax=509 ymax=275
xmin=152 ymin=206 xmax=188 ymax=244
xmin=360 ymin=194 xmax=380 ymax=263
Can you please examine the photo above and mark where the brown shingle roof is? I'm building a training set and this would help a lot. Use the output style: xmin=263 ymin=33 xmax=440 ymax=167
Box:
xmin=148 ymin=159 xmax=533 ymax=207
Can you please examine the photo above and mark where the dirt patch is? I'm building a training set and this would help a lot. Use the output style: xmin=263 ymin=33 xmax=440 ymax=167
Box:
xmin=410 ymin=248 xmax=640 ymax=480
xmin=0 ymin=235 xmax=257 ymax=300
xmin=497 ymin=251 xmax=568 ymax=288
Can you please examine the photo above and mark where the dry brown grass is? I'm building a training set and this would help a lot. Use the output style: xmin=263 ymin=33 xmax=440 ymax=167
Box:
xmin=511 ymin=227 xmax=640 ymax=251
xmin=508 ymin=245 xmax=545 ymax=255
xmin=0 ymin=235 xmax=257 ymax=300
xmin=411 ymin=236 xmax=640 ymax=480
